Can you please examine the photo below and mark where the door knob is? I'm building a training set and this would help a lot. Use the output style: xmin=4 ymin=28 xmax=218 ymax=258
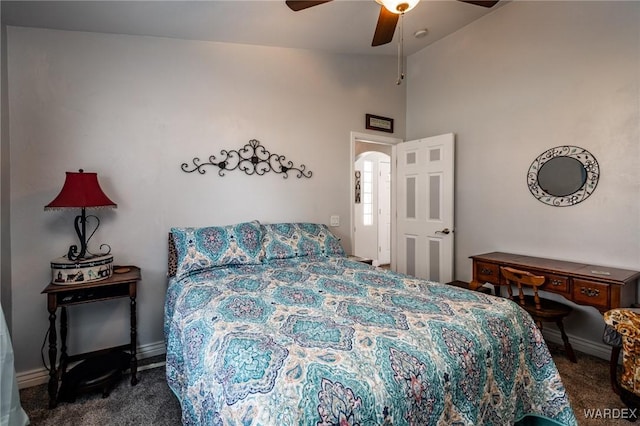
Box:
xmin=436 ymin=228 xmax=451 ymax=235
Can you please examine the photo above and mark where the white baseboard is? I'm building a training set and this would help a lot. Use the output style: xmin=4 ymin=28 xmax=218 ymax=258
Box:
xmin=542 ymin=328 xmax=614 ymax=361
xmin=16 ymin=340 xmax=166 ymax=389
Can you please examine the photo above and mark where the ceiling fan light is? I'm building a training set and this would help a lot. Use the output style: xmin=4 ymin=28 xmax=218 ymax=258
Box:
xmin=379 ymin=0 xmax=420 ymax=14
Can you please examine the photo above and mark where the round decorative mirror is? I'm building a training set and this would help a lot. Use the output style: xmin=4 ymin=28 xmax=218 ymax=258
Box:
xmin=527 ymin=145 xmax=599 ymax=207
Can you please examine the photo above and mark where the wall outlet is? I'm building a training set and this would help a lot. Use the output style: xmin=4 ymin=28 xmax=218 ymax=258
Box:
xmin=330 ymin=215 xmax=340 ymax=227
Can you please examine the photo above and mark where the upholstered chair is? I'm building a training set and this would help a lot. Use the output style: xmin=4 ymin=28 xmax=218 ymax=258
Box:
xmin=604 ymin=308 xmax=640 ymax=406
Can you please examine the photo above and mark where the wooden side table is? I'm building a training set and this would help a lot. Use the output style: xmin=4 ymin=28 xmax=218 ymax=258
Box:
xmin=446 ymin=280 xmax=492 ymax=294
xmin=347 ymin=255 xmax=374 ymax=265
xmin=42 ymin=265 xmax=141 ymax=408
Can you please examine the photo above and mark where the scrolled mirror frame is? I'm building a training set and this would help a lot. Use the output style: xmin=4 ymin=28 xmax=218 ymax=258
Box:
xmin=527 ymin=145 xmax=599 ymax=207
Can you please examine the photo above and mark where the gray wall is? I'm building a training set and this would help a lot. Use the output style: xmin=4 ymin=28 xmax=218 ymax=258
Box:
xmin=407 ymin=1 xmax=640 ymax=350
xmin=6 ymin=27 xmax=405 ymax=375
xmin=1 ymin=14 xmax=11 ymax=330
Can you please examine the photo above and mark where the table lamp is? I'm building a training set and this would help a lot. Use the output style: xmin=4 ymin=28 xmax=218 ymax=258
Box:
xmin=45 ymin=169 xmax=117 ymax=284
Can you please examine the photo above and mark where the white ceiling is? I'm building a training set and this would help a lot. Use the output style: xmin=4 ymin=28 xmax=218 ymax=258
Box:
xmin=1 ymin=0 xmax=505 ymax=56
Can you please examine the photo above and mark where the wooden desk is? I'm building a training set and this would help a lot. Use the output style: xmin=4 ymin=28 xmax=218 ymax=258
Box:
xmin=42 ymin=266 xmax=141 ymax=408
xmin=469 ymin=252 xmax=640 ymax=313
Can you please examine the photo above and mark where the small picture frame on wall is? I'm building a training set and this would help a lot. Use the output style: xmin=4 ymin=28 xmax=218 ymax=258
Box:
xmin=365 ymin=114 xmax=394 ymax=133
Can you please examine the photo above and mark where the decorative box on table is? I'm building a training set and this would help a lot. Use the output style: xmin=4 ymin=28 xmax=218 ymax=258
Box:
xmin=51 ymin=254 xmax=114 ymax=285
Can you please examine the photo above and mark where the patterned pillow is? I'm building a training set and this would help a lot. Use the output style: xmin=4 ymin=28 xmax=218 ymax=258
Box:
xmin=297 ymin=223 xmax=345 ymax=257
xmin=262 ymin=223 xmax=300 ymax=260
xmin=171 ymin=221 xmax=264 ymax=278
xmin=262 ymin=223 xmax=345 ymax=260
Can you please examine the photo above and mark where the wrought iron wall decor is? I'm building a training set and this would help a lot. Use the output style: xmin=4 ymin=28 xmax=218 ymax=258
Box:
xmin=527 ymin=145 xmax=599 ymax=207
xmin=181 ymin=139 xmax=312 ymax=179
xmin=354 ymin=170 xmax=361 ymax=203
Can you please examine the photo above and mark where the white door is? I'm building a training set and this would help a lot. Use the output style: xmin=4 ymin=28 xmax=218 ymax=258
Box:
xmin=378 ymin=161 xmax=391 ymax=264
xmin=393 ymin=133 xmax=455 ymax=283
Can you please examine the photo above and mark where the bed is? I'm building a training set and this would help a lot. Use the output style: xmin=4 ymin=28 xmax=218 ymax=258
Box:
xmin=164 ymin=221 xmax=577 ymax=425
xmin=1 ymin=305 xmax=29 ymax=426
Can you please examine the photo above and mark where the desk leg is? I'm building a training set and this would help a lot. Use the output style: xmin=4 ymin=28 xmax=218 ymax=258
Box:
xmin=130 ymin=295 xmax=138 ymax=385
xmin=47 ymin=308 xmax=58 ymax=408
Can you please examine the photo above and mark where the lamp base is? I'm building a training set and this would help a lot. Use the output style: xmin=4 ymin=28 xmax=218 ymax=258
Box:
xmin=51 ymin=254 xmax=114 ymax=285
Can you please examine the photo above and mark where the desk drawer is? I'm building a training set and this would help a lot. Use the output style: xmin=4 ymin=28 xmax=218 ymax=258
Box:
xmin=57 ymin=283 xmax=130 ymax=306
xmin=476 ymin=262 xmax=500 ymax=285
xmin=543 ymin=273 xmax=569 ymax=294
xmin=573 ymin=279 xmax=609 ymax=309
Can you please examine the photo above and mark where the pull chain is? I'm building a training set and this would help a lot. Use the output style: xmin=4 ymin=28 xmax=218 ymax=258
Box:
xmin=396 ymin=13 xmax=405 ymax=85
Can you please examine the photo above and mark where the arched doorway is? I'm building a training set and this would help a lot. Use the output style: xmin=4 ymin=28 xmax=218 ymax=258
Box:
xmin=350 ymin=131 xmax=400 ymax=266
xmin=354 ymin=151 xmax=390 ymax=265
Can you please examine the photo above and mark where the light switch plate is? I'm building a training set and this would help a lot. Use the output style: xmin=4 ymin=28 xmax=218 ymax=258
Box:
xmin=330 ymin=215 xmax=340 ymax=227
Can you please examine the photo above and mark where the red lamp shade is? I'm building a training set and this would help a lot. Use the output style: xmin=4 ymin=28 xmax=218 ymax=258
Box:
xmin=45 ymin=169 xmax=116 ymax=261
xmin=45 ymin=170 xmax=117 ymax=210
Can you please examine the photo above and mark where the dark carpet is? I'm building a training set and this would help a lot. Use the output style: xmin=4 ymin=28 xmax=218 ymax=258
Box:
xmin=19 ymin=347 xmax=632 ymax=425
xmin=548 ymin=343 xmax=632 ymax=426
xmin=20 ymin=358 xmax=181 ymax=426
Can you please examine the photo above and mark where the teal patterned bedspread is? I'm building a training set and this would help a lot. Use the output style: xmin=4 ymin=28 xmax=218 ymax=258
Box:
xmin=165 ymin=256 xmax=577 ymax=425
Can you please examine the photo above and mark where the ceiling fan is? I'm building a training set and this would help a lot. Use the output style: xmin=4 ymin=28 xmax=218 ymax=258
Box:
xmin=285 ymin=0 xmax=500 ymax=47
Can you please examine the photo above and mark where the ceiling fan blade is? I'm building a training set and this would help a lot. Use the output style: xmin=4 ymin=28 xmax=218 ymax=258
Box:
xmin=285 ymin=1 xmax=333 ymax=12
xmin=458 ymin=0 xmax=499 ymax=7
xmin=371 ymin=6 xmax=399 ymax=47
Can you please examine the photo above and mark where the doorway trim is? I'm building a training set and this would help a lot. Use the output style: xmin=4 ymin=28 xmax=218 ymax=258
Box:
xmin=349 ymin=131 xmax=402 ymax=262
